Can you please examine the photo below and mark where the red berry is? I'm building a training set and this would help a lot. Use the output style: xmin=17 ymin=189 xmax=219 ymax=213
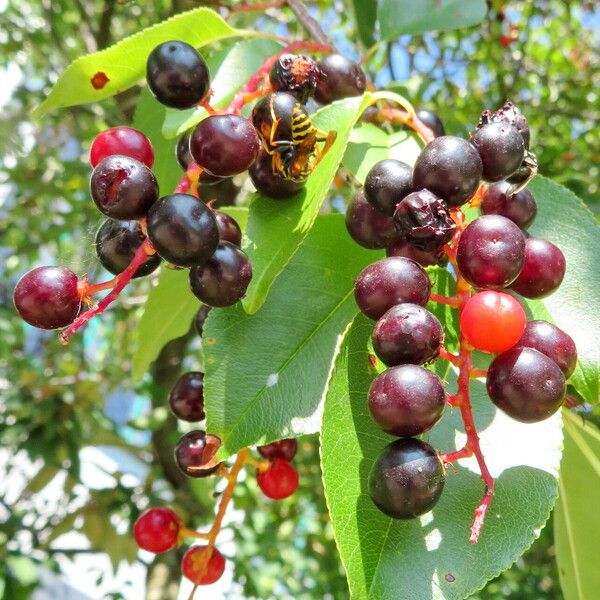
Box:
xmin=90 ymin=126 xmax=154 ymax=168
xmin=461 ymin=291 xmax=526 ymax=354
xmin=256 ymin=458 xmax=299 ymax=500
xmin=182 ymin=546 xmax=225 ymax=585
xmin=133 ymin=507 xmax=181 ymax=554
xmin=257 ymin=439 xmax=297 ymax=461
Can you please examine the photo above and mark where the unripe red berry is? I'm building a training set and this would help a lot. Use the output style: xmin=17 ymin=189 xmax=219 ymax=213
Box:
xmin=256 ymin=458 xmax=299 ymax=500
xmin=181 ymin=545 xmax=225 ymax=585
xmin=133 ymin=507 xmax=181 ymax=554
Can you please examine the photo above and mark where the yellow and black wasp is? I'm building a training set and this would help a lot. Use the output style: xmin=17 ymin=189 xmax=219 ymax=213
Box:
xmin=251 ymin=92 xmax=337 ymax=183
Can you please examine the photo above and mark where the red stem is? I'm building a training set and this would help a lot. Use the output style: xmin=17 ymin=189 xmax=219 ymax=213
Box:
xmin=430 ymin=293 xmax=461 ymax=308
xmin=439 ymin=346 xmax=461 ymax=367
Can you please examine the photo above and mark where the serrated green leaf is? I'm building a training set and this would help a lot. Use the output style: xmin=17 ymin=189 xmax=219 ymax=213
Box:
xmin=351 ymin=0 xmax=378 ymax=46
xmin=32 ymin=8 xmax=248 ymax=118
xmin=162 ymin=38 xmax=283 ymax=138
xmin=555 ymin=411 xmax=600 ymax=600
xmin=204 ymin=214 xmax=383 ymax=459
xmin=378 ymin=0 xmax=487 ymax=40
xmin=321 ymin=313 xmax=562 ymax=600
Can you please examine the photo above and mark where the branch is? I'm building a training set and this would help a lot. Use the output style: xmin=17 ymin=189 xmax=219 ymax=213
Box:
xmin=284 ymin=0 xmax=336 ymax=49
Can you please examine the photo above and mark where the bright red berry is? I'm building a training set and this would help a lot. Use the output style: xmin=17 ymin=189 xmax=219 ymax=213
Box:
xmin=256 ymin=458 xmax=299 ymax=500
xmin=257 ymin=439 xmax=297 ymax=461
xmin=90 ymin=126 xmax=154 ymax=168
xmin=133 ymin=507 xmax=181 ymax=554
xmin=181 ymin=546 xmax=225 ymax=585
xmin=461 ymin=291 xmax=526 ymax=354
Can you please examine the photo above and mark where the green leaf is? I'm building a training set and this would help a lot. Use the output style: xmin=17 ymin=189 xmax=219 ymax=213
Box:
xmin=204 ymin=214 xmax=382 ymax=459
xmin=24 ymin=465 xmax=59 ymax=494
xmin=342 ymin=123 xmax=421 ymax=184
xmin=378 ymin=0 xmax=487 ymax=40
xmin=321 ymin=313 xmax=562 ymax=600
xmin=554 ymin=411 xmax=600 ymax=600
xmin=351 ymin=0 xmax=378 ymax=47
xmin=32 ymin=8 xmax=246 ymax=118
xmin=527 ymin=176 xmax=600 ymax=404
xmin=162 ymin=38 xmax=283 ymax=138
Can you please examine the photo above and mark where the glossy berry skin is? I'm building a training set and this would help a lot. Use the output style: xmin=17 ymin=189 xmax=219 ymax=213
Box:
xmin=269 ymin=54 xmax=320 ymax=103
xmin=518 ymin=320 xmax=577 ymax=378
xmin=146 ymin=193 xmax=219 ymax=267
xmin=456 ymin=215 xmax=526 ymax=289
xmin=168 ymin=372 xmax=205 ymax=422
xmin=364 ymin=159 xmax=413 ymax=216
xmin=369 ymin=438 xmax=445 ymax=519
xmin=190 ymin=115 xmax=260 ymax=177
xmin=461 ymin=291 xmax=526 ymax=354
xmin=90 ymin=126 xmax=154 ymax=168
xmin=412 ymin=136 xmax=483 ymax=207
xmin=133 ymin=507 xmax=180 ymax=554
xmin=13 ymin=267 xmax=81 ymax=329
xmin=314 ymin=54 xmax=366 ymax=104
xmin=174 ymin=430 xmax=222 ymax=478
xmin=214 ymin=211 xmax=242 ymax=247
xmin=346 ymin=190 xmax=399 ymax=249
xmin=510 ymin=237 xmax=566 ymax=299
xmin=90 ymin=155 xmax=158 ymax=220
xmin=257 ymin=439 xmax=298 ymax=461
xmin=386 ymin=238 xmax=448 ymax=267
xmin=249 ymin=149 xmax=305 ymax=199
xmin=479 ymin=181 xmax=537 ymax=229
xmin=176 ymin=131 xmax=193 ymax=170
xmin=354 ymin=257 xmax=431 ymax=320
xmin=95 ymin=219 xmax=161 ymax=278
xmin=182 ymin=546 xmax=225 ymax=585
xmin=256 ymin=458 xmax=299 ymax=500
xmin=415 ymin=109 xmax=445 ymax=138
xmin=470 ymin=122 xmax=525 ymax=182
xmin=487 ymin=347 xmax=566 ymax=423
xmin=372 ymin=303 xmax=443 ymax=367
xmin=194 ymin=305 xmax=211 ymax=337
xmin=368 ymin=365 xmax=445 ymax=437
xmin=393 ymin=189 xmax=456 ymax=251
xmin=146 ymin=41 xmax=210 ymax=109
xmin=188 ymin=242 xmax=252 ymax=307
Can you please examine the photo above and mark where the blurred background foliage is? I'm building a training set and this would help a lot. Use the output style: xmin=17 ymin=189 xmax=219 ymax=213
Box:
xmin=0 ymin=0 xmax=597 ymax=598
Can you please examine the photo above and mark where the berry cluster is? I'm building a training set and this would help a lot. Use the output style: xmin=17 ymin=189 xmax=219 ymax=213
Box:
xmin=347 ymin=102 xmax=576 ymax=539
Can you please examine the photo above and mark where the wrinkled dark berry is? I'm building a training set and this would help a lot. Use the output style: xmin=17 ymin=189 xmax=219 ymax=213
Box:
xmin=269 ymin=54 xmax=321 ymax=103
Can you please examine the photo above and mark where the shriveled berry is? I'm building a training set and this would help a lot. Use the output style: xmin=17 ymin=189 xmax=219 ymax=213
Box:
xmin=368 ymin=365 xmax=445 ymax=437
xmin=188 ymin=242 xmax=252 ymax=307
xmin=510 ymin=237 xmax=566 ymax=299
xmin=182 ymin=546 xmax=225 ymax=585
xmin=346 ymin=189 xmax=399 ymax=249
xmin=487 ymin=347 xmax=566 ymax=422
xmin=214 ymin=211 xmax=242 ymax=247
xmin=13 ymin=267 xmax=81 ymax=329
xmin=249 ymin=149 xmax=305 ymax=199
xmin=479 ymin=181 xmax=537 ymax=229
xmin=354 ymin=257 xmax=431 ymax=320
xmin=460 ymin=291 xmax=526 ymax=354
xmin=169 ymin=372 xmax=205 ymax=422
xmin=133 ymin=507 xmax=181 ymax=554
xmin=257 ymin=439 xmax=298 ymax=461
xmin=393 ymin=189 xmax=455 ymax=251
xmin=90 ymin=126 xmax=154 ymax=168
xmin=256 ymin=458 xmax=299 ymax=499
xmin=470 ymin=122 xmax=525 ymax=182
xmin=415 ymin=109 xmax=445 ymax=138
xmin=364 ymin=159 xmax=413 ymax=216
xmin=90 ymin=155 xmax=158 ymax=220
xmin=386 ymin=238 xmax=448 ymax=267
xmin=480 ymin=101 xmax=530 ymax=148
xmin=372 ymin=303 xmax=443 ymax=366
xmin=269 ymin=54 xmax=321 ymax=103
xmin=369 ymin=438 xmax=445 ymax=519
xmin=314 ymin=54 xmax=366 ymax=104
xmin=174 ymin=430 xmax=222 ymax=478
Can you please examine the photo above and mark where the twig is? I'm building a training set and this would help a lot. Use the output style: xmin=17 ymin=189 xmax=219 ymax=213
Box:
xmin=284 ymin=0 xmax=336 ymax=49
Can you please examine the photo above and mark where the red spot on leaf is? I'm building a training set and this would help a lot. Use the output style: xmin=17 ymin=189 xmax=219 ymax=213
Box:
xmin=368 ymin=354 xmax=378 ymax=368
xmin=91 ymin=72 xmax=110 ymax=90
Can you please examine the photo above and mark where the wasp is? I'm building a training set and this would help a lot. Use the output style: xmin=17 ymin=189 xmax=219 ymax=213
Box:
xmin=252 ymin=92 xmax=337 ymax=183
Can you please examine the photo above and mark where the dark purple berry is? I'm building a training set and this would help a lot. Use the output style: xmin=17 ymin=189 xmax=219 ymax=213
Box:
xmin=176 ymin=131 xmax=193 ymax=170
xmin=198 ymin=176 xmax=240 ymax=206
xmin=249 ymin=149 xmax=305 ymax=199
xmin=146 ymin=41 xmax=210 ymax=109
xmin=368 ymin=365 xmax=445 ymax=437
xmin=480 ymin=181 xmax=537 ymax=229
xmin=456 ymin=215 xmax=526 ymax=289
xmin=487 ymin=347 xmax=566 ymax=423
xmin=386 ymin=238 xmax=448 ymax=267
xmin=194 ymin=305 xmax=211 ymax=337
xmin=13 ymin=267 xmax=81 ymax=330
xmin=415 ymin=109 xmax=445 ymax=138
xmin=169 ymin=372 xmax=205 ymax=422
xmin=314 ymin=54 xmax=366 ymax=104
xmin=146 ymin=193 xmax=219 ymax=267
xmin=345 ymin=189 xmax=399 ymax=249
xmin=372 ymin=303 xmax=443 ymax=367
xmin=369 ymin=438 xmax=445 ymax=519
xmin=510 ymin=237 xmax=566 ymax=299
xmin=269 ymin=54 xmax=321 ymax=103
xmin=480 ymin=101 xmax=530 ymax=149
xmin=412 ymin=136 xmax=483 ymax=207
xmin=354 ymin=257 xmax=431 ymax=320
xmin=188 ymin=242 xmax=252 ymax=307
xmin=257 ymin=439 xmax=298 ymax=461
xmin=90 ymin=155 xmax=159 ymax=220
xmin=364 ymin=159 xmax=413 ymax=216
xmin=470 ymin=122 xmax=525 ymax=182
xmin=518 ymin=320 xmax=577 ymax=378
xmin=96 ymin=219 xmax=161 ymax=278
xmin=393 ymin=189 xmax=456 ymax=252
xmin=174 ymin=430 xmax=222 ymax=478
xmin=214 ymin=211 xmax=242 ymax=247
